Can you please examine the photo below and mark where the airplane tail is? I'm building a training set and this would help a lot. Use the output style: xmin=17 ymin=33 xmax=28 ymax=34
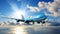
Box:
xmin=21 ymin=15 xmax=25 ymax=20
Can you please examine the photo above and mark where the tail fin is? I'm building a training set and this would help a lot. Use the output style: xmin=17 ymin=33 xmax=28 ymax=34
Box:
xmin=21 ymin=15 xmax=25 ymax=20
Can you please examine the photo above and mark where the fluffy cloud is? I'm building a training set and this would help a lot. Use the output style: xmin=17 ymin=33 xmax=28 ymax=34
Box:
xmin=27 ymin=5 xmax=40 ymax=12
xmin=27 ymin=2 xmax=48 ymax=12
xmin=27 ymin=0 xmax=60 ymax=17
xmin=47 ymin=0 xmax=60 ymax=17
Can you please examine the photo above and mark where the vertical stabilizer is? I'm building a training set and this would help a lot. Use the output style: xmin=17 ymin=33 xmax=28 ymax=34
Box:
xmin=21 ymin=15 xmax=25 ymax=20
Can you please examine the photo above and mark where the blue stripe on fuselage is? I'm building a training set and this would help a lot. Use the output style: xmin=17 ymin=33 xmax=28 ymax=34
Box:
xmin=24 ymin=14 xmax=46 ymax=21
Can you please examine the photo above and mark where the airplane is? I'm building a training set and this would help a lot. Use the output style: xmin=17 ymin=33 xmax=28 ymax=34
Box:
xmin=0 ymin=14 xmax=47 ymax=24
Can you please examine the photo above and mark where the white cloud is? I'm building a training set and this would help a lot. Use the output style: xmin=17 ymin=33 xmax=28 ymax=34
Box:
xmin=38 ymin=2 xmax=47 ymax=8
xmin=47 ymin=0 xmax=60 ymax=17
xmin=27 ymin=5 xmax=36 ymax=12
xmin=27 ymin=0 xmax=60 ymax=17
xmin=27 ymin=2 xmax=48 ymax=12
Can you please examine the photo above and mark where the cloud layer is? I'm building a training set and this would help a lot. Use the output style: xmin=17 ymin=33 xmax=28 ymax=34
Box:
xmin=27 ymin=0 xmax=60 ymax=17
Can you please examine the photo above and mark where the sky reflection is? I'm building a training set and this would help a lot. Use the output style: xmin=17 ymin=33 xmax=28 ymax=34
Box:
xmin=0 ymin=25 xmax=60 ymax=34
xmin=12 ymin=26 xmax=28 ymax=34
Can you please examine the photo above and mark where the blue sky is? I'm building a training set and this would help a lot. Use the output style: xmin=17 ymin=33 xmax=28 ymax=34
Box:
xmin=0 ymin=0 xmax=54 ymax=22
xmin=0 ymin=0 xmax=53 ymax=16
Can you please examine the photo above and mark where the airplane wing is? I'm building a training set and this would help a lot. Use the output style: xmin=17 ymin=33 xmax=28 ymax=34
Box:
xmin=0 ymin=15 xmax=25 ymax=22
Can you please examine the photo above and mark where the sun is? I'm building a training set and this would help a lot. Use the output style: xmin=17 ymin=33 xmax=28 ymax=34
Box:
xmin=12 ymin=10 xmax=25 ymax=19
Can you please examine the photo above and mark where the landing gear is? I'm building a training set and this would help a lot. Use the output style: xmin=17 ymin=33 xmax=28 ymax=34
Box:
xmin=42 ymin=21 xmax=45 ymax=24
xmin=37 ymin=22 xmax=40 ymax=24
xmin=25 ymin=21 xmax=30 ymax=24
xmin=25 ymin=21 xmax=35 ymax=25
xmin=26 ymin=22 xmax=30 ymax=24
xmin=32 ymin=22 xmax=34 ymax=24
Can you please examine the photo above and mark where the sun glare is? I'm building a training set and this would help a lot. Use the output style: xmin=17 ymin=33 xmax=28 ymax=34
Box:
xmin=12 ymin=10 xmax=25 ymax=19
xmin=13 ymin=26 xmax=28 ymax=34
